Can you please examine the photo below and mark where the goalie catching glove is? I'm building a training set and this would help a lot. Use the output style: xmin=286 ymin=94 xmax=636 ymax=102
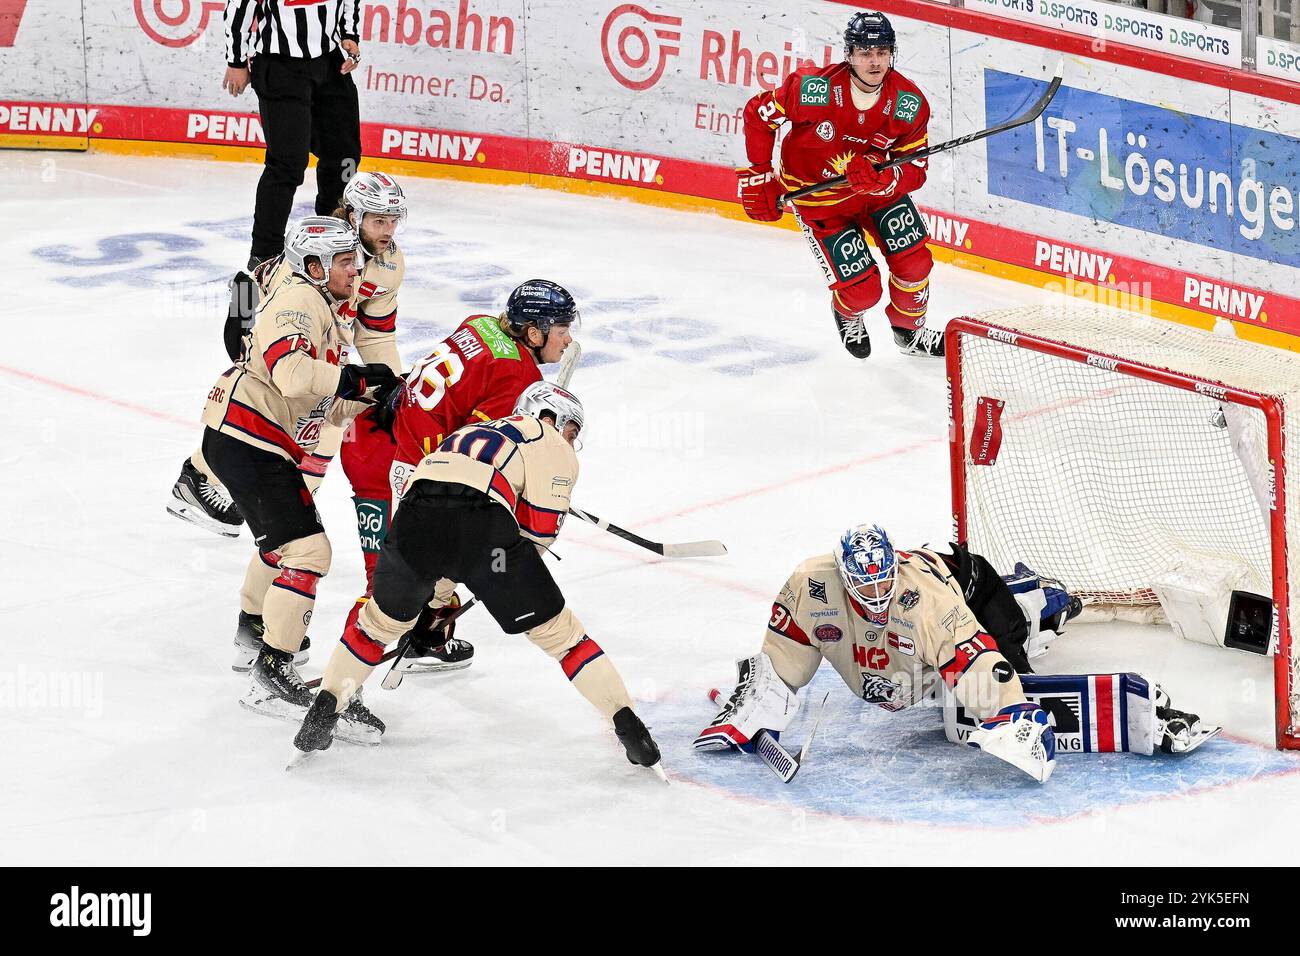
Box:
xmin=694 ymin=653 xmax=799 ymax=752
xmin=969 ymin=701 xmax=1057 ymax=783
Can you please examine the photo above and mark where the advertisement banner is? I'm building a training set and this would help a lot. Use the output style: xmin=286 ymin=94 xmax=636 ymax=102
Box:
xmin=984 ymin=70 xmax=1300 ymax=270
xmin=0 ymin=0 xmax=86 ymax=138
xmin=963 ymin=0 xmax=1240 ymax=68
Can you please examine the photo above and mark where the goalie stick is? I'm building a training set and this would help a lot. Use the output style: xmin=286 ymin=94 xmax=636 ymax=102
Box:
xmin=707 ymin=688 xmax=830 ymax=783
xmin=568 ymin=506 xmax=728 ymax=558
xmin=302 ymin=598 xmax=478 ymax=691
xmin=778 ymin=60 xmax=1064 ymax=208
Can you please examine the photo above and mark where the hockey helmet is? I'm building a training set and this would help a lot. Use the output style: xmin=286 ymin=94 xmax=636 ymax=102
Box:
xmin=282 ymin=217 xmax=361 ymax=287
xmin=844 ymin=11 xmax=897 ymax=54
xmin=344 ymin=171 xmax=408 ymax=224
xmin=514 ymin=381 xmax=584 ymax=437
xmin=505 ymin=280 xmax=579 ymax=337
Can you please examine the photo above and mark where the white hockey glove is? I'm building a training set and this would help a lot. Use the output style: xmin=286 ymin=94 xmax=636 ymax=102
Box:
xmin=694 ymin=653 xmax=799 ymax=753
xmin=968 ymin=702 xmax=1056 ymax=783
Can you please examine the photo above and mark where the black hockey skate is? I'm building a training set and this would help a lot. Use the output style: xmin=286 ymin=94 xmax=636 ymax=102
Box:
xmin=240 ymin=644 xmax=313 ymax=723
xmin=391 ymin=602 xmax=474 ymax=675
xmin=338 ymin=688 xmax=386 ymax=744
xmin=167 ymin=459 xmax=244 ymax=537
xmin=613 ymin=707 xmax=667 ymax=781
xmin=832 ymin=308 xmax=872 ymax=359
xmin=232 ymin=611 xmax=309 ymax=672
xmin=400 ymin=633 xmax=475 ymax=674
xmin=294 ymin=690 xmax=341 ymax=754
xmin=892 ymin=324 xmax=946 ymax=357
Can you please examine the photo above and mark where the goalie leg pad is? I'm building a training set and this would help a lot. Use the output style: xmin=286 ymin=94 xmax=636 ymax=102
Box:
xmin=695 ymin=653 xmax=800 ymax=753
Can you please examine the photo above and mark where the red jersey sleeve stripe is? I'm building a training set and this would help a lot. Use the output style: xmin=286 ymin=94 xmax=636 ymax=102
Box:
xmin=516 ymin=498 xmax=563 ymax=539
xmin=358 ymin=309 xmax=397 ymax=333
xmin=939 ymin=632 xmax=999 ymax=688
xmin=264 ymin=334 xmax=316 ymax=374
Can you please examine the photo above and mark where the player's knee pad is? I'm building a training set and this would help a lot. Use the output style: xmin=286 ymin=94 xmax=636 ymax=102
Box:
xmin=277 ymin=532 xmax=332 ymax=577
xmin=831 ymin=272 xmax=883 ymax=318
xmin=694 ymin=653 xmax=800 ymax=753
xmin=356 ymin=597 xmax=418 ymax=648
xmin=882 ymin=239 xmax=933 ymax=283
xmin=526 ymin=607 xmax=586 ymax=660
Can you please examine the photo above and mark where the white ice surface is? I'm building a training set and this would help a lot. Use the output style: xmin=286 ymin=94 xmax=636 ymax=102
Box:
xmin=2 ymin=153 xmax=1297 ymax=865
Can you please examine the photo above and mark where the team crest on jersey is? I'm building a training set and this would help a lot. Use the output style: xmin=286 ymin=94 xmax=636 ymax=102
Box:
xmin=808 ymin=578 xmax=828 ymax=603
xmin=815 ymin=121 xmax=835 ymax=142
xmin=894 ymin=92 xmax=921 ymax=122
xmin=898 ymin=588 xmax=920 ymax=611
xmin=814 ymin=624 xmax=843 ymax=643
xmin=800 ymin=75 xmax=830 ymax=105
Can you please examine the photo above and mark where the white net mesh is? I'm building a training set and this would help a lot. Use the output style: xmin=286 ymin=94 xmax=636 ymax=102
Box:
xmin=953 ymin=305 xmax=1299 ymax=743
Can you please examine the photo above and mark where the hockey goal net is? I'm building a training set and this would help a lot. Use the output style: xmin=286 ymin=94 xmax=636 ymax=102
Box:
xmin=946 ymin=306 xmax=1299 ymax=749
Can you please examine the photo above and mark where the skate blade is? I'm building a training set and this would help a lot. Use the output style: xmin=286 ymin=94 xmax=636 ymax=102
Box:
xmin=646 ymin=762 xmax=669 ymax=784
xmin=167 ymin=500 xmax=241 ymax=538
xmin=238 ymin=691 xmax=311 ymax=725
xmin=1168 ymin=725 xmax=1222 ymax=754
xmin=396 ymin=658 xmax=474 ymax=675
xmin=333 ymin=719 xmax=383 ymax=746
xmin=286 ymin=749 xmax=315 ymax=771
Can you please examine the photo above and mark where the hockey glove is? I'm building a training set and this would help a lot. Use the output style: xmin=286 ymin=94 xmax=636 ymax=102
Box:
xmin=845 ymin=153 xmax=901 ymax=198
xmin=335 ymin=363 xmax=397 ymax=401
xmin=368 ymin=376 xmax=404 ymax=436
xmin=736 ymin=165 xmax=785 ymax=222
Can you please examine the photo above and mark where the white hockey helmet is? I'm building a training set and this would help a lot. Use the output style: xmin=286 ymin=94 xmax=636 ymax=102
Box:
xmin=514 ymin=381 xmax=584 ymax=436
xmin=283 ymin=216 xmax=361 ymax=287
xmin=835 ymin=523 xmax=898 ymax=624
xmin=344 ymin=171 xmax=408 ymax=225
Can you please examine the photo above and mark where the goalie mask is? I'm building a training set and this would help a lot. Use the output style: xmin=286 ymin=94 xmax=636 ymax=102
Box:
xmin=836 ymin=524 xmax=897 ymax=625
xmin=514 ymin=381 xmax=584 ymax=438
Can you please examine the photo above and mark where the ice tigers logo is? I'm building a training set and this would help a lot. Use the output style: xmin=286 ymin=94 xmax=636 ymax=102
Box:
xmin=898 ymin=588 xmax=920 ymax=611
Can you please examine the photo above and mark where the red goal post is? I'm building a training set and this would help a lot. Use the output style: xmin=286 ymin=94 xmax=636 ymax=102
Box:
xmin=945 ymin=308 xmax=1298 ymax=749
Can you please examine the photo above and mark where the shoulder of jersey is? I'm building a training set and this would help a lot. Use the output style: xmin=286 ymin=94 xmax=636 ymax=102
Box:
xmin=793 ymin=551 xmax=840 ymax=579
xmin=884 ymin=70 xmax=929 ymax=121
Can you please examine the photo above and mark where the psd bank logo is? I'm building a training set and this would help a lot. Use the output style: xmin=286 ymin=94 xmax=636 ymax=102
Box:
xmin=600 ymin=4 xmax=681 ymax=91
xmin=135 ymin=0 xmax=224 ymax=47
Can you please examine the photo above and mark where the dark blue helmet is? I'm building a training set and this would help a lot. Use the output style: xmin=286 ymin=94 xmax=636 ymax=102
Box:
xmin=844 ymin=11 xmax=896 ymax=54
xmin=505 ymin=279 xmax=579 ymax=336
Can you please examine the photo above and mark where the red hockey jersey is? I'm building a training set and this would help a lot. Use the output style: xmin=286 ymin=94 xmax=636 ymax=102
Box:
xmin=391 ymin=314 xmax=542 ymax=468
xmin=743 ymin=62 xmax=930 ymax=213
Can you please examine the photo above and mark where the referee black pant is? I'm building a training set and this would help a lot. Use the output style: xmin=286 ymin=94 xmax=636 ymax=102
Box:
xmin=249 ymin=48 xmax=362 ymax=263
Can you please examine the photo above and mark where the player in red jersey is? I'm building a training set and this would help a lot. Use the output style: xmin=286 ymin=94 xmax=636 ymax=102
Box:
xmin=738 ymin=11 xmax=943 ymax=360
xmin=339 ymin=280 xmax=578 ymax=671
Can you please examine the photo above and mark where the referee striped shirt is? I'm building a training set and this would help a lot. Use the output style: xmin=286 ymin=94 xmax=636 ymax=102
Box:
xmin=225 ymin=0 xmax=360 ymax=68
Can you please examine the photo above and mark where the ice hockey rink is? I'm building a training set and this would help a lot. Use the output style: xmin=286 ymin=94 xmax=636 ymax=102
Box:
xmin=4 ymin=152 xmax=1299 ymax=866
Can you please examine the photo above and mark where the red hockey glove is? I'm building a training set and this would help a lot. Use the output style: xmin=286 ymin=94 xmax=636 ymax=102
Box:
xmin=845 ymin=153 xmax=902 ymax=198
xmin=736 ymin=165 xmax=784 ymax=222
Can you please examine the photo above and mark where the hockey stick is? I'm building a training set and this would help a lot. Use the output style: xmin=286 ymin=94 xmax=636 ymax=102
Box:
xmin=554 ymin=339 xmax=582 ymax=389
xmin=778 ymin=60 xmax=1064 ymax=209
xmin=707 ymin=688 xmax=830 ymax=783
xmin=303 ymin=597 xmax=478 ymax=691
xmin=568 ymin=506 xmax=727 ymax=558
